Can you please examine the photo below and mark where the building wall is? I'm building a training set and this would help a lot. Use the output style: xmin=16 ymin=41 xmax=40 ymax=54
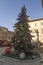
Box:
xmin=0 ymin=26 xmax=14 ymax=41
xmin=28 ymin=18 xmax=43 ymax=43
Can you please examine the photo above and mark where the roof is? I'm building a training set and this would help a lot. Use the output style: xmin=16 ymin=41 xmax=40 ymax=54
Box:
xmin=28 ymin=18 xmax=43 ymax=22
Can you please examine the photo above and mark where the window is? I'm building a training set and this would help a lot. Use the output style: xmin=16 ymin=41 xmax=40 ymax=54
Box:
xmin=8 ymin=36 xmax=10 ymax=39
xmin=35 ymin=23 xmax=37 ymax=26
xmin=41 ymin=28 xmax=43 ymax=33
xmin=41 ymin=22 xmax=43 ymax=25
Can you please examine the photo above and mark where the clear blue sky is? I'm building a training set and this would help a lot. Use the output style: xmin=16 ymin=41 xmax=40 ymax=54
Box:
xmin=0 ymin=0 xmax=43 ymax=31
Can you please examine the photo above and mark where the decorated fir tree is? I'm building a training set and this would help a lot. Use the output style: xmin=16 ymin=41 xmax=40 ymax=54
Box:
xmin=12 ymin=5 xmax=33 ymax=58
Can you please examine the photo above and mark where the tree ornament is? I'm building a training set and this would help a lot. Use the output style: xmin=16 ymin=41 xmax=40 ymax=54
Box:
xmin=5 ymin=47 xmax=10 ymax=54
xmin=10 ymin=47 xmax=15 ymax=53
xmin=19 ymin=50 xmax=25 ymax=59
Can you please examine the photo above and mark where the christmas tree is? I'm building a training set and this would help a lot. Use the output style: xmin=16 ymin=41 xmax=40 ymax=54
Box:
xmin=12 ymin=5 xmax=33 ymax=58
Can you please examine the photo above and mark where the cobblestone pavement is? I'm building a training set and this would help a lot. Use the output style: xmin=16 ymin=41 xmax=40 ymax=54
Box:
xmin=0 ymin=47 xmax=42 ymax=65
xmin=0 ymin=47 xmax=9 ymax=56
xmin=0 ymin=56 xmax=41 ymax=65
xmin=40 ymin=53 xmax=43 ymax=65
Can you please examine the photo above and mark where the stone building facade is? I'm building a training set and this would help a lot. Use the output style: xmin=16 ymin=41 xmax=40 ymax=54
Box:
xmin=0 ymin=26 xmax=14 ymax=41
xmin=28 ymin=18 xmax=43 ymax=47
